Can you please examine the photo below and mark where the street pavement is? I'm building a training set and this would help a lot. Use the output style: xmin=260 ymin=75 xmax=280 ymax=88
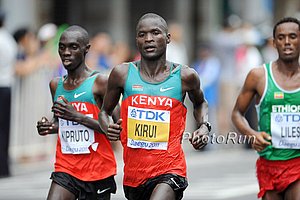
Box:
xmin=0 ymin=143 xmax=259 ymax=200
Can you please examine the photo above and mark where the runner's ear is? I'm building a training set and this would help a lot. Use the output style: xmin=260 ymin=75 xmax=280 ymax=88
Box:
xmin=85 ymin=44 xmax=91 ymax=55
xmin=166 ymin=33 xmax=171 ymax=44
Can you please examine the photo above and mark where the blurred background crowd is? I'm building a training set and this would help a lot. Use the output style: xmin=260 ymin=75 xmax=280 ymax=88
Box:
xmin=1 ymin=0 xmax=300 ymax=174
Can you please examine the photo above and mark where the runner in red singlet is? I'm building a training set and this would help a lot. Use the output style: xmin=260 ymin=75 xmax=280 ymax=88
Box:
xmin=36 ymin=25 xmax=119 ymax=200
xmin=98 ymin=13 xmax=211 ymax=200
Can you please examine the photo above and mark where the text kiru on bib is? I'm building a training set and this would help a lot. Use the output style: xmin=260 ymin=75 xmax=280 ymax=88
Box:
xmin=127 ymin=106 xmax=170 ymax=150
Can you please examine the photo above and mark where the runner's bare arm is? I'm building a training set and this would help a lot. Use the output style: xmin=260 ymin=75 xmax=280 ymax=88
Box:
xmin=37 ymin=78 xmax=59 ymax=135
xmin=231 ymin=67 xmax=271 ymax=151
xmin=98 ymin=64 xmax=128 ymax=139
xmin=93 ymin=74 xmax=121 ymax=129
xmin=182 ymin=66 xmax=209 ymax=149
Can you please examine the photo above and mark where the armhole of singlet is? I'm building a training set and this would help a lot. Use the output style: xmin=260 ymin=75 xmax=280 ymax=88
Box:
xmin=256 ymin=62 xmax=269 ymax=107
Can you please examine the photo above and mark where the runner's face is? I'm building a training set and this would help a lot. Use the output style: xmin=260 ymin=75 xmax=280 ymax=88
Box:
xmin=273 ymin=22 xmax=300 ymax=62
xmin=58 ymin=31 xmax=87 ymax=70
xmin=136 ymin=18 xmax=170 ymax=60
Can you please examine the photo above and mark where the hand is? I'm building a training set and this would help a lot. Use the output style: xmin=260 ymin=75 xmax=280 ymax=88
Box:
xmin=52 ymin=96 xmax=80 ymax=121
xmin=252 ymin=132 xmax=271 ymax=152
xmin=189 ymin=124 xmax=210 ymax=150
xmin=107 ymin=119 xmax=122 ymax=141
xmin=36 ymin=117 xmax=57 ymax=135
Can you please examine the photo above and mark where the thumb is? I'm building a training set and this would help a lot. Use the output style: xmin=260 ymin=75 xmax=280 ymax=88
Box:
xmin=60 ymin=96 xmax=69 ymax=104
xmin=41 ymin=117 xmax=48 ymax=122
xmin=188 ymin=132 xmax=192 ymax=141
xmin=261 ymin=132 xmax=271 ymax=140
xmin=189 ymin=131 xmax=196 ymax=142
xmin=117 ymin=119 xmax=123 ymax=125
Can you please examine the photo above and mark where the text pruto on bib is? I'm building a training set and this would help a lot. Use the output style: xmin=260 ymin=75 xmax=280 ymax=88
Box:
xmin=59 ymin=114 xmax=95 ymax=154
xmin=127 ymin=106 xmax=170 ymax=150
xmin=271 ymin=105 xmax=300 ymax=149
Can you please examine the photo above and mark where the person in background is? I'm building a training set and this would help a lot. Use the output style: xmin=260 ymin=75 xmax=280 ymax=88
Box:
xmin=261 ymin=37 xmax=278 ymax=63
xmin=13 ymin=27 xmax=40 ymax=76
xmin=0 ymin=9 xmax=17 ymax=178
xmin=86 ymin=32 xmax=113 ymax=75
xmin=192 ymin=43 xmax=221 ymax=147
xmin=166 ymin=22 xmax=188 ymax=65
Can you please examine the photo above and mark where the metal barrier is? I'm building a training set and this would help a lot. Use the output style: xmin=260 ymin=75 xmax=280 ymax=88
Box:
xmin=10 ymin=66 xmax=56 ymax=162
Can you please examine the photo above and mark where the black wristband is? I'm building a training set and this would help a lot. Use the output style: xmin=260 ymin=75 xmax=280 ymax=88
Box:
xmin=199 ymin=121 xmax=212 ymax=132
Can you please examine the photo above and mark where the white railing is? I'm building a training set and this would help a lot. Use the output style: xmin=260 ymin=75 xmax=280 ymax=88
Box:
xmin=10 ymin=66 xmax=57 ymax=162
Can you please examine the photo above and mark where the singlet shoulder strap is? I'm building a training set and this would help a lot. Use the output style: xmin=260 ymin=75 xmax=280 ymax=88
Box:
xmin=264 ymin=62 xmax=272 ymax=77
xmin=171 ymin=62 xmax=182 ymax=74
xmin=90 ymin=70 xmax=99 ymax=76
xmin=57 ymin=76 xmax=65 ymax=87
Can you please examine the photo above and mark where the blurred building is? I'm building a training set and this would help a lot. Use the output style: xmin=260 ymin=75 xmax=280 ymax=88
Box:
xmin=2 ymin=0 xmax=288 ymax=64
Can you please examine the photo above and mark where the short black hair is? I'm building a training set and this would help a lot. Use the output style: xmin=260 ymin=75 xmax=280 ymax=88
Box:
xmin=63 ymin=25 xmax=89 ymax=45
xmin=273 ymin=17 xmax=300 ymax=38
xmin=136 ymin=13 xmax=168 ymax=33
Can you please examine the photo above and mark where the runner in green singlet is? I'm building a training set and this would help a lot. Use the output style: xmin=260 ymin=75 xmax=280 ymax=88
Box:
xmin=232 ymin=17 xmax=300 ymax=200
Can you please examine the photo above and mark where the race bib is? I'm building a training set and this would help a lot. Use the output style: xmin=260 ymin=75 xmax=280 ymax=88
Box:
xmin=271 ymin=112 xmax=300 ymax=149
xmin=58 ymin=114 xmax=95 ymax=154
xmin=127 ymin=106 xmax=170 ymax=150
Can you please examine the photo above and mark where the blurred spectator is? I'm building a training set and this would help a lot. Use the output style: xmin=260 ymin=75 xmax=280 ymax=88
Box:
xmin=261 ymin=37 xmax=277 ymax=63
xmin=13 ymin=27 xmax=40 ymax=76
xmin=37 ymin=23 xmax=62 ymax=77
xmin=166 ymin=22 xmax=194 ymax=134
xmin=235 ymin=22 xmax=263 ymax=86
xmin=0 ymin=9 xmax=17 ymax=177
xmin=10 ymin=24 xmax=60 ymax=161
xmin=13 ymin=23 xmax=60 ymax=77
xmin=38 ymin=23 xmax=57 ymax=47
xmin=212 ymin=16 xmax=243 ymax=133
xmin=86 ymin=32 xmax=113 ymax=74
xmin=166 ymin=22 xmax=188 ymax=65
xmin=110 ymin=41 xmax=131 ymax=66
xmin=192 ymin=43 xmax=221 ymax=148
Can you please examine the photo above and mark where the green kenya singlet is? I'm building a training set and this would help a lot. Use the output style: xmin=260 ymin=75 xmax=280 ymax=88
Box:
xmin=256 ymin=62 xmax=300 ymax=160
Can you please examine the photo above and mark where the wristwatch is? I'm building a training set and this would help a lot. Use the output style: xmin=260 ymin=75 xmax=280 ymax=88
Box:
xmin=200 ymin=121 xmax=212 ymax=132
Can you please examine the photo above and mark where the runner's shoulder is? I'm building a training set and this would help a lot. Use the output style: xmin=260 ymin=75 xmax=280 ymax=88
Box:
xmin=111 ymin=62 xmax=131 ymax=77
xmin=108 ymin=62 xmax=131 ymax=87
xmin=93 ymin=72 xmax=108 ymax=86
xmin=247 ymin=65 xmax=265 ymax=81
xmin=179 ymin=64 xmax=200 ymax=83
xmin=49 ymin=77 xmax=61 ymax=89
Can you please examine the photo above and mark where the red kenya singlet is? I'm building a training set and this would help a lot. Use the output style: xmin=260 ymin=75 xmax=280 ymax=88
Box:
xmin=121 ymin=62 xmax=187 ymax=187
xmin=54 ymin=73 xmax=116 ymax=181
